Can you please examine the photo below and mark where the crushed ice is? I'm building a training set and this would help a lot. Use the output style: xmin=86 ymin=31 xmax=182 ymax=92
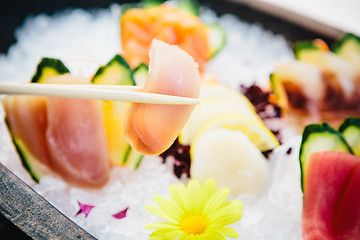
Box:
xmin=0 ymin=4 xmax=302 ymax=239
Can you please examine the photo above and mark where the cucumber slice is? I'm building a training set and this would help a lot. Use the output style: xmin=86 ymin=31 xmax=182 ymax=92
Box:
xmin=339 ymin=117 xmax=360 ymax=156
xmin=92 ymin=54 xmax=144 ymax=170
xmin=123 ymin=147 xmax=144 ymax=170
xmin=332 ymin=33 xmax=360 ymax=69
xmin=5 ymin=119 xmax=50 ymax=182
xmin=293 ymin=40 xmax=322 ymax=60
xmin=177 ymin=0 xmax=200 ymax=16
xmin=31 ymin=57 xmax=70 ymax=83
xmin=92 ymin=55 xmax=134 ymax=167
xmin=133 ymin=63 xmax=148 ymax=86
xmin=92 ymin=54 xmax=134 ymax=85
xmin=208 ymin=23 xmax=226 ymax=58
xmin=299 ymin=123 xmax=353 ymax=191
xmin=332 ymin=33 xmax=360 ymax=55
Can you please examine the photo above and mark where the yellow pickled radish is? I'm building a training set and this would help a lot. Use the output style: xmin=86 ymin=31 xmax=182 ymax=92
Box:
xmin=102 ymin=101 xmax=130 ymax=166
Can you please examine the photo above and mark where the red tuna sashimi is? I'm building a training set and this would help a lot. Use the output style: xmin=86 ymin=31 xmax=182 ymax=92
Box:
xmin=335 ymin=165 xmax=360 ymax=238
xmin=46 ymin=97 xmax=109 ymax=187
xmin=125 ymin=39 xmax=200 ymax=155
xmin=2 ymin=96 xmax=52 ymax=167
xmin=302 ymin=151 xmax=360 ymax=240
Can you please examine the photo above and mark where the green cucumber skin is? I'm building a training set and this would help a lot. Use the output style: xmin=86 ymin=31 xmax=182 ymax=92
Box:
xmin=293 ymin=41 xmax=321 ymax=60
xmin=129 ymin=150 xmax=144 ymax=170
xmin=208 ymin=23 xmax=226 ymax=58
xmin=93 ymin=55 xmax=131 ymax=79
xmin=133 ymin=63 xmax=149 ymax=86
xmin=92 ymin=54 xmax=135 ymax=85
xmin=13 ymin=57 xmax=68 ymax=180
xmin=332 ymin=33 xmax=360 ymax=54
xmin=300 ymin=123 xmax=353 ymax=154
xmin=121 ymin=146 xmax=144 ymax=170
xmin=121 ymin=145 xmax=132 ymax=165
xmin=339 ymin=117 xmax=360 ymax=133
xmin=122 ymin=145 xmax=144 ymax=170
xmin=177 ymin=0 xmax=200 ymax=16
xmin=31 ymin=57 xmax=70 ymax=83
xmin=92 ymin=54 xmax=144 ymax=170
xmin=299 ymin=123 xmax=353 ymax=192
xmin=133 ymin=155 xmax=144 ymax=170
xmin=133 ymin=63 xmax=148 ymax=73
xmin=4 ymin=118 xmax=41 ymax=182
xmin=339 ymin=117 xmax=360 ymax=155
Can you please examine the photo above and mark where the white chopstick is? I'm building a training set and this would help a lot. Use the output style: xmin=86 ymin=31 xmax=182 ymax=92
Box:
xmin=23 ymin=83 xmax=143 ymax=91
xmin=0 ymin=82 xmax=199 ymax=105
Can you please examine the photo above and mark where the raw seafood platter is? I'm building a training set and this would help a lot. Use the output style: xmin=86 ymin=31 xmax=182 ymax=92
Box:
xmin=0 ymin=0 xmax=359 ymax=239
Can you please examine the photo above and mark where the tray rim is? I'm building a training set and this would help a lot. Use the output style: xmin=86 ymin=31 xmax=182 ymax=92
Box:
xmin=228 ymin=0 xmax=345 ymax=39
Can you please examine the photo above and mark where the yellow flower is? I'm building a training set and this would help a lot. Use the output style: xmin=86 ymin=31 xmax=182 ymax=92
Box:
xmin=145 ymin=179 xmax=243 ymax=240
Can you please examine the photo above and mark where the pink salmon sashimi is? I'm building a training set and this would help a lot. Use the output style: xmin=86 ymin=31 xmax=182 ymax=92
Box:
xmin=3 ymin=75 xmax=110 ymax=187
xmin=2 ymin=96 xmax=52 ymax=167
xmin=46 ymin=97 xmax=110 ymax=187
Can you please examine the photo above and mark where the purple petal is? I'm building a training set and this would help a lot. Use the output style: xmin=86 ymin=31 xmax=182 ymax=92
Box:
xmin=112 ymin=206 xmax=129 ymax=219
xmin=75 ymin=201 xmax=95 ymax=218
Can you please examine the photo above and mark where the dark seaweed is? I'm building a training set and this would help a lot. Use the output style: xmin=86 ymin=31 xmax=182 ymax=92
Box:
xmin=240 ymin=84 xmax=281 ymax=119
xmin=286 ymin=147 xmax=293 ymax=155
xmin=160 ymin=139 xmax=191 ymax=178
xmin=240 ymin=84 xmax=282 ymax=145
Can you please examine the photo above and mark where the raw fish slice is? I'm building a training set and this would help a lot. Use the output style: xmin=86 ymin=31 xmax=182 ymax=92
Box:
xmin=125 ymin=39 xmax=200 ymax=155
xmin=300 ymin=51 xmax=356 ymax=103
xmin=45 ymin=75 xmax=109 ymax=187
xmin=302 ymin=151 xmax=360 ymax=240
xmin=333 ymin=163 xmax=360 ymax=238
xmin=46 ymin=97 xmax=110 ymax=187
xmin=2 ymin=96 xmax=51 ymax=167
xmin=121 ymin=5 xmax=210 ymax=71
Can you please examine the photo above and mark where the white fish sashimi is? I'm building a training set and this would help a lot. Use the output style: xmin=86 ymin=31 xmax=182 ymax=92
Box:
xmin=125 ymin=39 xmax=200 ymax=155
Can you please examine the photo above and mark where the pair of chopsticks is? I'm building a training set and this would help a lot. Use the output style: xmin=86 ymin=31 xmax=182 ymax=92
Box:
xmin=0 ymin=82 xmax=199 ymax=105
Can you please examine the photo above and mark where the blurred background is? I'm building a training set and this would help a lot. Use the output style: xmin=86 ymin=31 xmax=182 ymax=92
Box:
xmin=0 ymin=0 xmax=340 ymax=54
xmin=230 ymin=0 xmax=360 ymax=38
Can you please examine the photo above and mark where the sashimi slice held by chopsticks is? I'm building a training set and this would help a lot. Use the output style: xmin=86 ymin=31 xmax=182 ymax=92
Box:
xmin=124 ymin=39 xmax=200 ymax=155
